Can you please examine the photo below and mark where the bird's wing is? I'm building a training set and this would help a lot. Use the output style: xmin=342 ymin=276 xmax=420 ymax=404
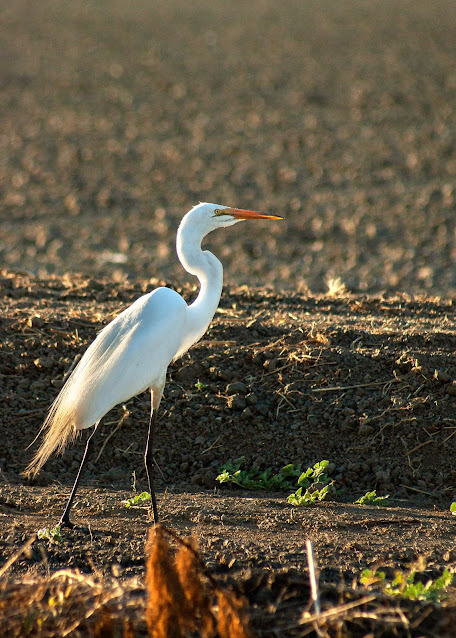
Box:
xmin=60 ymin=287 xmax=188 ymax=429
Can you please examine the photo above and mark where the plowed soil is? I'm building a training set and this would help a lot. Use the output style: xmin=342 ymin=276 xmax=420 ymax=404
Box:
xmin=1 ymin=275 xmax=456 ymax=600
xmin=1 ymin=0 xmax=456 ymax=634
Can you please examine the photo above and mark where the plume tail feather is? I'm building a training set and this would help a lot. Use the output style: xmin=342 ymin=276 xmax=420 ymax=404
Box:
xmin=23 ymin=395 xmax=79 ymax=478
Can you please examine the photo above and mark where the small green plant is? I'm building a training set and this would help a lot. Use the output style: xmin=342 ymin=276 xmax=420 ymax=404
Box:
xmin=122 ymin=491 xmax=151 ymax=508
xmin=296 ymin=460 xmax=331 ymax=488
xmin=194 ymin=380 xmax=207 ymax=392
xmin=287 ymin=484 xmax=329 ymax=506
xmin=216 ymin=458 xmax=299 ymax=490
xmin=360 ymin=566 xmax=453 ymax=602
xmin=287 ymin=460 xmax=332 ymax=507
xmin=217 ymin=458 xmax=332 ymax=508
xmin=355 ymin=490 xmax=389 ymax=506
xmin=37 ymin=525 xmax=62 ymax=544
xmin=450 ymin=502 xmax=456 ymax=515
xmin=216 ymin=458 xmax=331 ymax=492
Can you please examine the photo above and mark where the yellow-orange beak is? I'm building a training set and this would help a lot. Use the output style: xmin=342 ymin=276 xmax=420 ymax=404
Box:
xmin=224 ymin=207 xmax=283 ymax=220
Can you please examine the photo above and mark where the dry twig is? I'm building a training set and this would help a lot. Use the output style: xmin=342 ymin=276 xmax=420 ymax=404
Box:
xmin=95 ymin=408 xmax=130 ymax=463
xmin=312 ymin=378 xmax=399 ymax=393
xmin=0 ymin=534 xmax=37 ymax=579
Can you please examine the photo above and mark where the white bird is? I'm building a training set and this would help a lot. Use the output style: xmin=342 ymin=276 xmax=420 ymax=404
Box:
xmin=24 ymin=202 xmax=282 ymax=527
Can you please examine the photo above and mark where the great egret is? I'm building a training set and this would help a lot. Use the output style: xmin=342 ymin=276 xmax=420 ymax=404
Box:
xmin=24 ymin=202 xmax=282 ymax=527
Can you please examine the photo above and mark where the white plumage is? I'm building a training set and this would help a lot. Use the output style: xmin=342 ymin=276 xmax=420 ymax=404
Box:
xmin=24 ymin=202 xmax=281 ymax=525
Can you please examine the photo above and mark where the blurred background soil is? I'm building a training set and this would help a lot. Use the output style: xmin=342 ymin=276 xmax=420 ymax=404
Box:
xmin=1 ymin=0 xmax=456 ymax=293
xmin=0 ymin=0 xmax=456 ymax=612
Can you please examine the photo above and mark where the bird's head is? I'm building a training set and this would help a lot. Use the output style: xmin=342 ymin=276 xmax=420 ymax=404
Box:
xmin=177 ymin=202 xmax=282 ymax=276
xmin=188 ymin=202 xmax=282 ymax=230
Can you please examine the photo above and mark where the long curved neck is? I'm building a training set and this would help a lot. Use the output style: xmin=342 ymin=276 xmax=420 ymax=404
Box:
xmin=176 ymin=218 xmax=223 ymax=346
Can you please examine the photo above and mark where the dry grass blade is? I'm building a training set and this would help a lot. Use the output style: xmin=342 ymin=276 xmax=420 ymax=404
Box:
xmin=312 ymin=378 xmax=399 ymax=392
xmin=0 ymin=533 xmax=37 ymax=579
xmin=217 ymin=590 xmax=252 ymax=638
xmin=175 ymin=537 xmax=216 ymax=638
xmin=95 ymin=408 xmax=130 ymax=463
xmin=148 ymin=526 xmax=252 ymax=638
xmin=406 ymin=439 xmax=435 ymax=456
xmin=145 ymin=525 xmax=190 ymax=638
xmin=0 ymin=570 xmax=130 ymax=638
xmin=122 ymin=617 xmax=135 ymax=638
xmin=299 ymin=594 xmax=377 ymax=627
xmin=306 ymin=540 xmax=321 ymax=617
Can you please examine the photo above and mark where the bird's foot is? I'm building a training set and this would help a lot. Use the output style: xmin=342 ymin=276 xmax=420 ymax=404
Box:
xmin=58 ymin=516 xmax=74 ymax=529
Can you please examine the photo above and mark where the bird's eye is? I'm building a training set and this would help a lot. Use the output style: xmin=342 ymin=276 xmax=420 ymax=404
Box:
xmin=213 ymin=208 xmax=230 ymax=217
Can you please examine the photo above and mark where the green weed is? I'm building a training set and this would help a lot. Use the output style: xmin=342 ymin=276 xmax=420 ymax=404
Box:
xmin=296 ymin=460 xmax=331 ymax=488
xmin=37 ymin=525 xmax=62 ymax=544
xmin=122 ymin=491 xmax=151 ymax=508
xmin=355 ymin=490 xmax=389 ymax=506
xmin=286 ymin=460 xmax=332 ymax=506
xmin=194 ymin=380 xmax=207 ymax=392
xmin=450 ymin=502 xmax=456 ymax=515
xmin=216 ymin=458 xmax=297 ymax=490
xmin=360 ymin=566 xmax=453 ymax=602
xmin=216 ymin=458 xmax=330 ymax=491
xmin=287 ymin=484 xmax=329 ymax=506
xmin=217 ymin=458 xmax=332 ymax=506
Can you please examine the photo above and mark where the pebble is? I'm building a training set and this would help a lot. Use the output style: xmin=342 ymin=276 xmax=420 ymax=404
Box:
xmin=28 ymin=315 xmax=44 ymax=328
xmin=33 ymin=356 xmax=54 ymax=369
xmin=175 ymin=363 xmax=205 ymax=383
xmin=434 ymin=369 xmax=451 ymax=383
xmin=256 ymin=403 xmax=269 ymax=416
xmin=375 ymin=469 xmax=390 ymax=482
xmin=446 ymin=382 xmax=456 ymax=396
xmin=411 ymin=399 xmax=427 ymax=412
xmin=226 ymin=381 xmax=248 ymax=395
xmin=228 ymin=394 xmax=246 ymax=410
xmin=241 ymin=407 xmax=253 ymax=418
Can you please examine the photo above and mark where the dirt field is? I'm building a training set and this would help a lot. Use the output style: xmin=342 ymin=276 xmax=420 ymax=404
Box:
xmin=1 ymin=0 xmax=456 ymax=635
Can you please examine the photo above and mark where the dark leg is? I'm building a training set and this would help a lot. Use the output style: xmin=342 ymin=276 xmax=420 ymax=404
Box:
xmin=144 ymin=402 xmax=159 ymax=523
xmin=59 ymin=425 xmax=98 ymax=528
